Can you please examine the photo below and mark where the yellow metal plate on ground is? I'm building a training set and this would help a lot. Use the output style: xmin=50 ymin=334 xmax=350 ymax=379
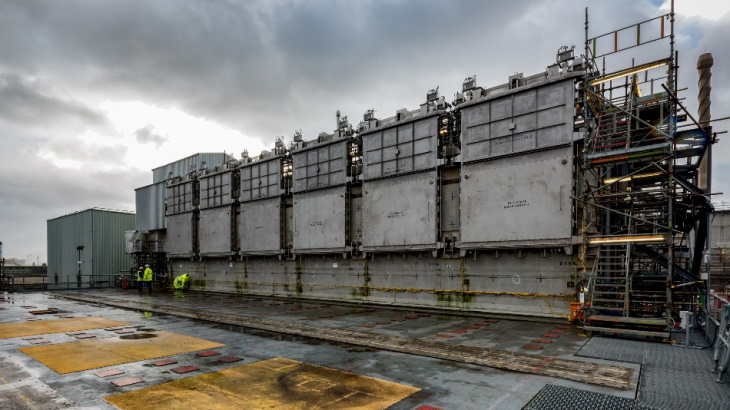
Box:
xmin=19 ymin=330 xmax=223 ymax=374
xmin=0 ymin=317 xmax=130 ymax=339
xmin=105 ymin=357 xmax=420 ymax=409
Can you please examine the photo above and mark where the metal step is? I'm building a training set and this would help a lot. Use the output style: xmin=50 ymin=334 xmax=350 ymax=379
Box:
xmin=586 ymin=315 xmax=667 ymax=326
xmin=583 ymin=326 xmax=669 ymax=339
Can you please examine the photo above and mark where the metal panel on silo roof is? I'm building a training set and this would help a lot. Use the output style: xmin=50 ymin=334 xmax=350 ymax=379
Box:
xmin=292 ymin=139 xmax=349 ymax=192
xmin=167 ymin=212 xmax=195 ymax=257
xmin=362 ymin=170 xmax=439 ymax=252
xmin=459 ymin=147 xmax=573 ymax=249
xmin=460 ymin=75 xmax=579 ymax=163
xmin=152 ymin=153 xmax=233 ymax=183
xmin=292 ymin=186 xmax=348 ymax=254
xmin=239 ymin=157 xmax=282 ymax=202
xmin=165 ymin=178 xmax=197 ymax=215
xmin=361 ymin=115 xmax=439 ymax=180
xmin=135 ymin=182 xmax=166 ymax=230
xmin=240 ymin=197 xmax=283 ymax=255
xmin=199 ymin=167 xmax=235 ymax=209
xmin=199 ymin=207 xmax=234 ymax=257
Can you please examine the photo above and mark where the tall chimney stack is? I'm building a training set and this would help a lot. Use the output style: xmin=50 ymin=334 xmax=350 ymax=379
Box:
xmin=697 ymin=53 xmax=713 ymax=191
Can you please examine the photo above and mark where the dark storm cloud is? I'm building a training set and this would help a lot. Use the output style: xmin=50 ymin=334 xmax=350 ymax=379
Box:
xmin=0 ymin=73 xmax=108 ymax=129
xmin=134 ymin=124 xmax=167 ymax=147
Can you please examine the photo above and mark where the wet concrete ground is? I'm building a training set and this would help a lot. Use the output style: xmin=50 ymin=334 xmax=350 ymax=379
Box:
xmin=0 ymin=289 xmax=724 ymax=409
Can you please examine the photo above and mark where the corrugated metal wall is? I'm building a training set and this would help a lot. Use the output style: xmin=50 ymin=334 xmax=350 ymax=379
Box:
xmin=135 ymin=182 xmax=166 ymax=230
xmin=713 ymin=210 xmax=730 ymax=248
xmin=151 ymin=153 xmax=234 ymax=183
xmin=47 ymin=209 xmax=135 ymax=288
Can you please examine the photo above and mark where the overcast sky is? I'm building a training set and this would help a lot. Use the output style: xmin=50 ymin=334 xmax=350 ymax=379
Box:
xmin=1 ymin=0 xmax=728 ymax=264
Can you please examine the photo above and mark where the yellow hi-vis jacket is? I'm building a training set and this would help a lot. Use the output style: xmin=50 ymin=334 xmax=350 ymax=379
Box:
xmin=143 ymin=267 xmax=153 ymax=282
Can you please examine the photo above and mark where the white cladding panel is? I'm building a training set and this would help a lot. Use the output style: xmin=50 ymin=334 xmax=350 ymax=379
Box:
xmin=240 ymin=197 xmax=282 ymax=255
xmin=167 ymin=213 xmax=194 ymax=256
xmin=460 ymin=148 xmax=573 ymax=247
xmin=135 ymin=182 xmax=166 ymax=230
xmin=199 ymin=207 xmax=232 ymax=256
xmin=293 ymin=186 xmax=347 ymax=253
xmin=461 ymin=78 xmax=575 ymax=162
xmin=362 ymin=171 xmax=438 ymax=251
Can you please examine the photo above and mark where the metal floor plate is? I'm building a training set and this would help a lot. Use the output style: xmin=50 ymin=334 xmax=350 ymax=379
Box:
xmin=19 ymin=330 xmax=223 ymax=374
xmin=105 ymin=357 xmax=420 ymax=409
xmin=0 ymin=317 xmax=130 ymax=339
xmin=577 ymin=335 xmax=730 ymax=409
xmin=523 ymin=384 xmax=656 ymax=410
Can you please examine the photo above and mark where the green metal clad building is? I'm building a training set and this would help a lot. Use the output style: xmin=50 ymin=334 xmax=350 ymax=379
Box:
xmin=47 ymin=208 xmax=135 ymax=289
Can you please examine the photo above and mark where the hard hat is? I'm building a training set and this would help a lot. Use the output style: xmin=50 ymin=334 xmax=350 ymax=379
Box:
xmin=145 ymin=264 xmax=149 ymax=267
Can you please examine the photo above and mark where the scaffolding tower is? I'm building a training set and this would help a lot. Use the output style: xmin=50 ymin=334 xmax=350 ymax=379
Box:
xmin=578 ymin=3 xmax=713 ymax=337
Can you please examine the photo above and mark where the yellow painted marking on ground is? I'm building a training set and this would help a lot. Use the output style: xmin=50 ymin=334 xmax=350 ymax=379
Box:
xmin=105 ymin=357 xmax=420 ymax=409
xmin=0 ymin=317 xmax=130 ymax=339
xmin=19 ymin=330 xmax=223 ymax=374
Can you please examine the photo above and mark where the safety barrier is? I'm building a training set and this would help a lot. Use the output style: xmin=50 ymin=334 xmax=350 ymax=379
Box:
xmin=710 ymin=292 xmax=730 ymax=382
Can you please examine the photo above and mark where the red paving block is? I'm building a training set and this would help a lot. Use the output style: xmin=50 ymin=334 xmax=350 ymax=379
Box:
xmin=22 ymin=336 xmax=44 ymax=340
xmin=334 ymin=312 xmax=349 ymax=316
xmin=416 ymin=406 xmax=446 ymax=410
xmin=305 ymin=307 xmax=318 ymax=310
xmin=449 ymin=329 xmax=467 ymax=334
xmin=435 ymin=334 xmax=453 ymax=338
xmin=359 ymin=325 xmax=375 ymax=328
xmin=541 ymin=333 xmax=560 ymax=338
xmin=549 ymin=329 xmax=567 ymax=333
xmin=557 ymin=324 xmax=573 ymax=329
xmin=391 ymin=318 xmax=406 ymax=322
xmin=171 ymin=366 xmax=199 ymax=374
xmin=291 ymin=308 xmax=302 ymax=311
xmin=104 ymin=327 xmax=124 ymax=331
xmin=115 ymin=330 xmax=134 ymax=334
xmin=151 ymin=359 xmax=178 ymax=367
xmin=319 ymin=315 xmax=333 ymax=318
xmin=534 ymin=338 xmax=554 ymax=344
xmin=376 ymin=321 xmax=392 ymax=325
xmin=523 ymin=344 xmax=544 ymax=350
xmin=276 ymin=310 xmax=287 ymax=313
xmin=196 ymin=351 xmax=221 ymax=357
xmin=475 ymin=322 xmax=492 ymax=326
xmin=26 ymin=318 xmax=41 ymax=321
xmin=94 ymin=369 xmax=124 ymax=378
xmin=465 ymin=325 xmax=480 ymax=330
xmin=219 ymin=356 xmax=243 ymax=363
xmin=405 ymin=315 xmax=419 ymax=319
xmin=484 ymin=318 xmax=500 ymax=323
xmin=111 ymin=377 xmax=144 ymax=387
xmin=299 ymin=317 xmax=314 ymax=321
xmin=75 ymin=334 xmax=96 ymax=339
xmin=30 ymin=339 xmax=50 ymax=344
